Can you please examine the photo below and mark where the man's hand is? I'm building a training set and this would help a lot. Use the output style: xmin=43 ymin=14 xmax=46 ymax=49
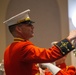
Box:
xmin=67 ymin=30 xmax=76 ymax=42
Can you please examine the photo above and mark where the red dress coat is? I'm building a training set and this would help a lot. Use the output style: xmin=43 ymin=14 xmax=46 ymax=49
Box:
xmin=4 ymin=39 xmax=74 ymax=75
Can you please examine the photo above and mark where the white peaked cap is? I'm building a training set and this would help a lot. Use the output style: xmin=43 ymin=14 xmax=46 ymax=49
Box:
xmin=40 ymin=63 xmax=61 ymax=75
xmin=3 ymin=9 xmax=34 ymax=26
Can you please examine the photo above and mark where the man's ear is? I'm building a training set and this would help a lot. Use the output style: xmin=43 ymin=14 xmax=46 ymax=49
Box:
xmin=15 ymin=26 xmax=22 ymax=33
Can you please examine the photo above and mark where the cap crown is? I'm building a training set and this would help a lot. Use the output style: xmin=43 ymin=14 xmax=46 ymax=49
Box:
xmin=3 ymin=9 xmax=32 ymax=26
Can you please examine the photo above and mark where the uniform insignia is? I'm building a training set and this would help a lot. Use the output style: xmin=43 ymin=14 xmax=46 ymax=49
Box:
xmin=60 ymin=41 xmax=68 ymax=50
xmin=55 ymin=39 xmax=75 ymax=55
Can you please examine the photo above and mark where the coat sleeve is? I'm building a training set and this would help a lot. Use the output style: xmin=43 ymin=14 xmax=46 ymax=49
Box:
xmin=20 ymin=39 xmax=75 ymax=63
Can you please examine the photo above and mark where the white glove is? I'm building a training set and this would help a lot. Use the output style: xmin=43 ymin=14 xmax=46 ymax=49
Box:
xmin=39 ymin=63 xmax=61 ymax=75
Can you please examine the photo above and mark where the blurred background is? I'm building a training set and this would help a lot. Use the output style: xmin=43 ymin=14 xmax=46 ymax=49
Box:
xmin=0 ymin=0 xmax=76 ymax=74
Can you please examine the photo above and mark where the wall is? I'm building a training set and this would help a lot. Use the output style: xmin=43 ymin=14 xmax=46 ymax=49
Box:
xmin=6 ymin=0 xmax=61 ymax=48
xmin=0 ymin=0 xmax=10 ymax=62
xmin=57 ymin=0 xmax=71 ymax=66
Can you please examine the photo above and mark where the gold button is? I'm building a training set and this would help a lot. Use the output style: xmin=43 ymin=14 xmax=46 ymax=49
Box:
xmin=62 ymin=52 xmax=65 ymax=54
xmin=67 ymin=49 xmax=70 ymax=51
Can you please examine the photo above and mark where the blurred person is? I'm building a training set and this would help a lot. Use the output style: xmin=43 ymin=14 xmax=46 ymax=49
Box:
xmin=39 ymin=48 xmax=67 ymax=75
xmin=39 ymin=42 xmax=76 ymax=75
xmin=40 ymin=63 xmax=76 ymax=75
